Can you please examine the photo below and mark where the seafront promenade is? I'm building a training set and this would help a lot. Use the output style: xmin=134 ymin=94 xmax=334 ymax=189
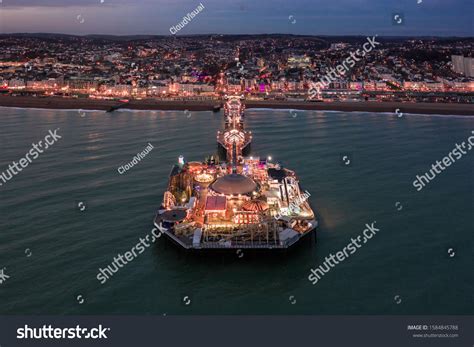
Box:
xmin=1 ymin=95 xmax=473 ymax=116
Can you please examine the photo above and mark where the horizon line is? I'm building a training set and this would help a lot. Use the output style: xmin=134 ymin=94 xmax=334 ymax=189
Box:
xmin=1 ymin=32 xmax=473 ymax=38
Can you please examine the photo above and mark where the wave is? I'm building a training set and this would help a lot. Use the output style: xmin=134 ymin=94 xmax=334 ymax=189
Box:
xmin=1 ymin=105 xmax=472 ymax=118
xmin=0 ymin=106 xmax=106 ymax=113
xmin=247 ymin=108 xmax=473 ymax=118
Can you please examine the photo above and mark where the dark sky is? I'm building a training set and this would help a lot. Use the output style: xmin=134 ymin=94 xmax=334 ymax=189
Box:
xmin=0 ymin=0 xmax=472 ymax=36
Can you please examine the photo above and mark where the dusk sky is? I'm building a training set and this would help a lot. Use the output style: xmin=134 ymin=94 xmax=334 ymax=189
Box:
xmin=0 ymin=0 xmax=472 ymax=36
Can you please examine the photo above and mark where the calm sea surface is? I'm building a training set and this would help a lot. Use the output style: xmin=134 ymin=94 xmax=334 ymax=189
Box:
xmin=0 ymin=107 xmax=472 ymax=315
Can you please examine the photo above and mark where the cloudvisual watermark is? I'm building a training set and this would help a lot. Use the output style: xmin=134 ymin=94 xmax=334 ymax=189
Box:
xmin=412 ymin=131 xmax=474 ymax=191
xmin=169 ymin=2 xmax=205 ymax=35
xmin=0 ymin=129 xmax=62 ymax=187
xmin=308 ymin=221 xmax=380 ymax=285
xmin=274 ymin=190 xmax=311 ymax=220
xmin=117 ymin=143 xmax=154 ymax=175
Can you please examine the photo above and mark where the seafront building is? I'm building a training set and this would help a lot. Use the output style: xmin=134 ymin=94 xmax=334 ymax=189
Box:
xmin=0 ymin=35 xmax=473 ymax=102
xmin=451 ymin=55 xmax=474 ymax=78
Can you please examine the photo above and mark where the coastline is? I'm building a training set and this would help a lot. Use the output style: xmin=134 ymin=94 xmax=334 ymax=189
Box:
xmin=0 ymin=95 xmax=473 ymax=116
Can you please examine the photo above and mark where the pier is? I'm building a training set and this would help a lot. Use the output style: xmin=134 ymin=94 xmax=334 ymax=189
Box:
xmin=154 ymin=95 xmax=317 ymax=251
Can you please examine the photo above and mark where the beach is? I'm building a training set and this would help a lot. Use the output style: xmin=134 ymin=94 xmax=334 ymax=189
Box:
xmin=0 ymin=95 xmax=473 ymax=115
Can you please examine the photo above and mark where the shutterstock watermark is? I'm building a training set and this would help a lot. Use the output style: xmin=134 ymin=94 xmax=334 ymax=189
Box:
xmin=96 ymin=227 xmax=163 ymax=284
xmin=0 ymin=128 xmax=62 ymax=187
xmin=308 ymin=221 xmax=380 ymax=285
xmin=413 ymin=130 xmax=474 ymax=191
xmin=0 ymin=267 xmax=10 ymax=284
xmin=308 ymin=36 xmax=381 ymax=98
xmin=17 ymin=325 xmax=110 ymax=340
xmin=169 ymin=2 xmax=205 ymax=35
xmin=117 ymin=143 xmax=154 ymax=175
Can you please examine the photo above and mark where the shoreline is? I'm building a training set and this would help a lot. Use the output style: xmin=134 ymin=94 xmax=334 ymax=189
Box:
xmin=0 ymin=95 xmax=473 ymax=116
